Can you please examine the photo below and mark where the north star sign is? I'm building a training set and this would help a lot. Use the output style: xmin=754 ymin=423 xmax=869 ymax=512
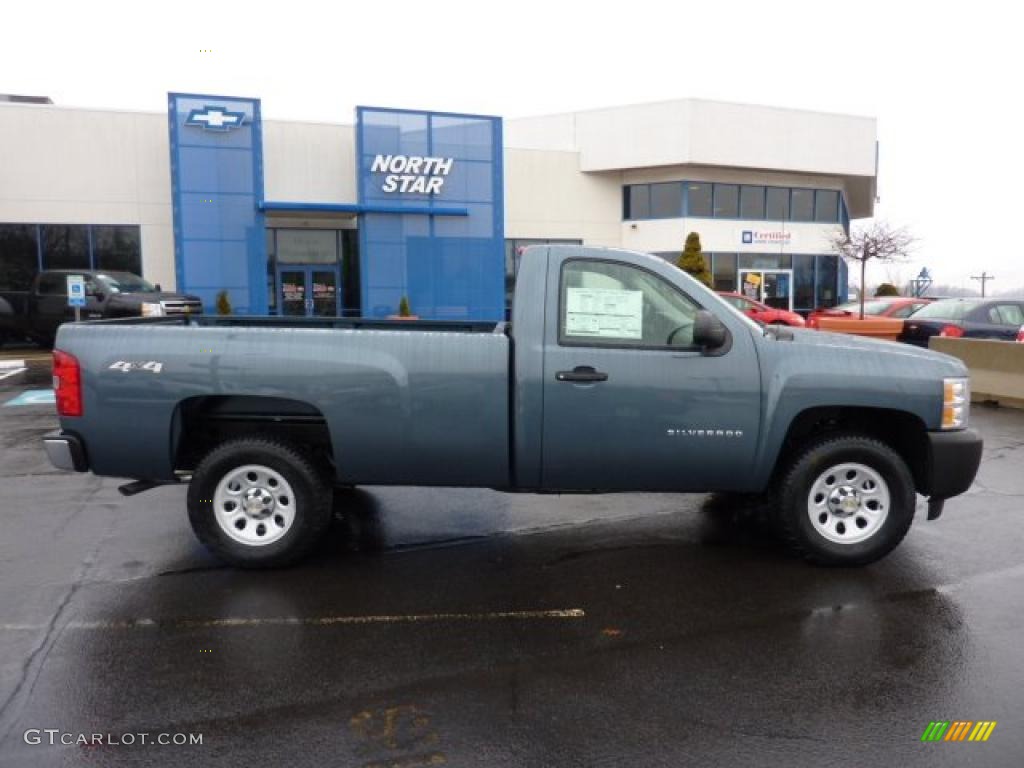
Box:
xmin=371 ymin=154 xmax=454 ymax=194
xmin=185 ymin=105 xmax=246 ymax=131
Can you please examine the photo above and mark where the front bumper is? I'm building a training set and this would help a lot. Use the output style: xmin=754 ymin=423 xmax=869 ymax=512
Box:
xmin=43 ymin=430 xmax=89 ymax=472
xmin=924 ymin=428 xmax=983 ymax=499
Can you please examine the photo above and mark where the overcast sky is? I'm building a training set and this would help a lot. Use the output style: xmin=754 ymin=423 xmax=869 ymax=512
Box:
xmin=4 ymin=0 xmax=1021 ymax=294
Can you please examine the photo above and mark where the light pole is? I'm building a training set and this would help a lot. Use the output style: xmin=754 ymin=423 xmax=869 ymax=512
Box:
xmin=970 ymin=272 xmax=995 ymax=297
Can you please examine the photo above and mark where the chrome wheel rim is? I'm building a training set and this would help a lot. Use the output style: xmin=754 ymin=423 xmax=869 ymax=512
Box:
xmin=213 ymin=464 xmax=295 ymax=546
xmin=807 ymin=462 xmax=890 ymax=545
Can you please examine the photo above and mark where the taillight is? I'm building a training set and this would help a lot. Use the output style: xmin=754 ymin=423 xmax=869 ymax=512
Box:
xmin=939 ymin=324 xmax=964 ymax=338
xmin=1017 ymin=326 xmax=1024 ymax=343
xmin=53 ymin=349 xmax=83 ymax=417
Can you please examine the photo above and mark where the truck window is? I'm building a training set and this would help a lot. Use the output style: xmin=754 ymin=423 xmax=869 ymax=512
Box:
xmin=559 ymin=259 xmax=701 ymax=348
xmin=37 ymin=273 xmax=69 ymax=296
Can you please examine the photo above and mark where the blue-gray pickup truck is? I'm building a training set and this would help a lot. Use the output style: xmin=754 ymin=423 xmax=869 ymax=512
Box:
xmin=44 ymin=245 xmax=983 ymax=568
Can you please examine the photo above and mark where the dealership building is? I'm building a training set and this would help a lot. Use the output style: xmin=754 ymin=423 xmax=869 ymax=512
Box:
xmin=0 ymin=95 xmax=877 ymax=318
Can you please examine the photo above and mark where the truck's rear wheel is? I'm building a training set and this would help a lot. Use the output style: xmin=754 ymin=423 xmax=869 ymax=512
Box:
xmin=776 ymin=434 xmax=915 ymax=566
xmin=187 ymin=438 xmax=332 ymax=568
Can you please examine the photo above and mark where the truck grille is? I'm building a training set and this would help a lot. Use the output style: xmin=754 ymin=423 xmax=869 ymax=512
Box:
xmin=162 ymin=300 xmax=204 ymax=316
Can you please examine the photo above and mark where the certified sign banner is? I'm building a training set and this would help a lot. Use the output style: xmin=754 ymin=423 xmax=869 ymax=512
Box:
xmin=371 ymin=155 xmax=454 ymax=194
xmin=742 ymin=230 xmax=792 ymax=246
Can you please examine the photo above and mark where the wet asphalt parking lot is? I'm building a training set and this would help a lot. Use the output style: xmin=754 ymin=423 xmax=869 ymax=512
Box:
xmin=0 ymin=349 xmax=1023 ymax=767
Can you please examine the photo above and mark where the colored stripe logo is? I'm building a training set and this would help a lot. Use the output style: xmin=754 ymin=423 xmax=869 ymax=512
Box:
xmin=921 ymin=721 xmax=997 ymax=742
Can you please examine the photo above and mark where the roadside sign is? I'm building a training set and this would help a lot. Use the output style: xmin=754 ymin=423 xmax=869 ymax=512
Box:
xmin=67 ymin=275 xmax=86 ymax=308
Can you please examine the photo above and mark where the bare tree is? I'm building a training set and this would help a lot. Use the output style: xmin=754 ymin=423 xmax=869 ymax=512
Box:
xmin=830 ymin=222 xmax=915 ymax=319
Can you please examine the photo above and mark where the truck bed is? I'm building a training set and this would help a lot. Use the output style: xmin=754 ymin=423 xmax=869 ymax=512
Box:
xmin=55 ymin=318 xmax=512 ymax=487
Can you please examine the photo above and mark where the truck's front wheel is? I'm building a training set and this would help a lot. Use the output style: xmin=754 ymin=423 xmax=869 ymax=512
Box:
xmin=187 ymin=438 xmax=332 ymax=568
xmin=777 ymin=434 xmax=915 ymax=566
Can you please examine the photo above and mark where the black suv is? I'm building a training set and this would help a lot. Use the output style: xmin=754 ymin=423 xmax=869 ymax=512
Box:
xmin=0 ymin=269 xmax=203 ymax=347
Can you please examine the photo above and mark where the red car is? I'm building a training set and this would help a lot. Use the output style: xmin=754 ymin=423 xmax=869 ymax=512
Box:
xmin=717 ymin=292 xmax=805 ymax=326
xmin=807 ymin=297 xmax=931 ymax=329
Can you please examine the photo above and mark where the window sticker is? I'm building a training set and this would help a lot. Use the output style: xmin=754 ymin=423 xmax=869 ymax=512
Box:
xmin=565 ymin=287 xmax=643 ymax=339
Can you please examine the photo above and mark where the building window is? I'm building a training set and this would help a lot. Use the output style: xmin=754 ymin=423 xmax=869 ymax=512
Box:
xmin=649 ymin=183 xmax=683 ymax=218
xmin=0 ymin=224 xmax=39 ymax=291
xmin=42 ymin=225 xmax=89 ymax=270
xmin=624 ymin=185 xmax=650 ymax=219
xmin=0 ymin=223 xmax=144 ymax=292
xmin=341 ymin=230 xmax=361 ymax=317
xmin=686 ymin=183 xmax=713 ymax=217
xmin=712 ymin=253 xmax=737 ymax=292
xmin=624 ymin=183 xmax=683 ymax=220
xmin=792 ymin=254 xmax=815 ymax=310
xmin=624 ymin=180 xmax=849 ymax=226
xmin=266 ymin=230 xmax=277 ymax=311
xmin=713 ymin=184 xmax=739 ymax=218
xmin=739 ymin=186 xmax=765 ymax=219
xmin=791 ymin=189 xmax=815 ymax=222
xmin=92 ymin=225 xmax=141 ymax=274
xmin=814 ymin=190 xmax=839 ymax=223
xmin=766 ymin=187 xmax=790 ymax=220
xmin=739 ymin=254 xmax=792 ymax=271
xmin=816 ymin=254 xmax=838 ymax=307
xmin=275 ymin=229 xmax=338 ymax=264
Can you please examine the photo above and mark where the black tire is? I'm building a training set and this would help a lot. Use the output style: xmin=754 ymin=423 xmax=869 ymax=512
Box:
xmin=187 ymin=438 xmax=332 ymax=568
xmin=776 ymin=434 xmax=915 ymax=566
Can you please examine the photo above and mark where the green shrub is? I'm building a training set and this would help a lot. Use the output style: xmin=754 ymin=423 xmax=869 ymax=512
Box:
xmin=874 ymin=283 xmax=900 ymax=297
xmin=215 ymin=290 xmax=232 ymax=316
xmin=678 ymin=232 xmax=712 ymax=287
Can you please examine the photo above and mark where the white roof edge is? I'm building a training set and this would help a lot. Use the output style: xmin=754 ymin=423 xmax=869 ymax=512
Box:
xmin=506 ymin=96 xmax=876 ymax=125
xmin=1 ymin=96 xmax=875 ymax=126
xmin=0 ymin=100 xmax=358 ymax=128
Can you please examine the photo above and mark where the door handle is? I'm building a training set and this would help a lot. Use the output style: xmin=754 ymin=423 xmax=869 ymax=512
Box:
xmin=556 ymin=366 xmax=609 ymax=383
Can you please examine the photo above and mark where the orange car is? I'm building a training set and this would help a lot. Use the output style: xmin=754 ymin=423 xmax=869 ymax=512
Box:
xmin=807 ymin=297 xmax=932 ymax=340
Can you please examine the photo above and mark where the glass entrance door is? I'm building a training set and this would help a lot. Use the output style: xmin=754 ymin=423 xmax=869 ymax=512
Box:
xmin=310 ymin=270 xmax=338 ymax=316
xmin=278 ymin=267 xmax=340 ymax=317
xmin=738 ymin=269 xmax=794 ymax=311
xmin=280 ymin=269 xmax=307 ymax=316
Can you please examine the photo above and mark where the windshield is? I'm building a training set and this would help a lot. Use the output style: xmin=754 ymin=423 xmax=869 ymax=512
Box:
xmin=910 ymin=299 xmax=982 ymax=322
xmin=833 ymin=299 xmax=900 ymax=316
xmin=96 ymin=272 xmax=156 ymax=293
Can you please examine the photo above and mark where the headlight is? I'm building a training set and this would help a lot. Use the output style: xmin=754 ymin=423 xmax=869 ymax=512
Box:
xmin=941 ymin=377 xmax=970 ymax=429
xmin=140 ymin=302 xmax=165 ymax=317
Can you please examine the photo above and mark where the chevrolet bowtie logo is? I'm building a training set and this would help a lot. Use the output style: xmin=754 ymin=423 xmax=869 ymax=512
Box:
xmin=185 ymin=105 xmax=246 ymax=131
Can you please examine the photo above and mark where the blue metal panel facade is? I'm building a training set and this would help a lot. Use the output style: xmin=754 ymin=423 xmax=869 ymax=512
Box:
xmin=357 ymin=107 xmax=504 ymax=320
xmin=168 ymin=93 xmax=267 ymax=314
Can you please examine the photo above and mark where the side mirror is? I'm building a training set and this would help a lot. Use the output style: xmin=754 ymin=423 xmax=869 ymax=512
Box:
xmin=154 ymin=283 xmax=162 ymax=291
xmin=693 ymin=310 xmax=728 ymax=350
